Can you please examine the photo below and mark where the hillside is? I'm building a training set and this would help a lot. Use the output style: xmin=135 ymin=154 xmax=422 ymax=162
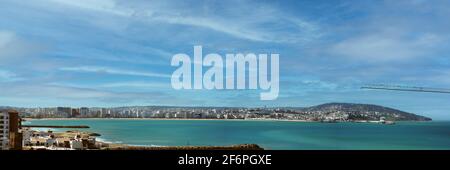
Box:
xmin=302 ymin=103 xmax=431 ymax=121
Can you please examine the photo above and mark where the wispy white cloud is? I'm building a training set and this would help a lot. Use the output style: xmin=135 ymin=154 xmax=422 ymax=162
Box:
xmin=59 ymin=66 xmax=170 ymax=78
xmin=0 ymin=69 xmax=23 ymax=82
xmin=330 ymin=32 xmax=445 ymax=62
xmin=1 ymin=82 xmax=108 ymax=99
xmin=46 ymin=0 xmax=129 ymax=16
xmin=99 ymin=81 xmax=169 ymax=89
xmin=326 ymin=0 xmax=450 ymax=63
xmin=44 ymin=0 xmax=321 ymax=43
xmin=0 ymin=82 xmax=175 ymax=106
xmin=0 ymin=30 xmax=44 ymax=62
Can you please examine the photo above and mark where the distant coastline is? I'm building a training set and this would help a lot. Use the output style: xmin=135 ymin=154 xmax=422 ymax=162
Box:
xmin=23 ymin=117 xmax=430 ymax=123
xmin=23 ymin=117 xmax=316 ymax=122
xmin=10 ymin=103 xmax=432 ymax=122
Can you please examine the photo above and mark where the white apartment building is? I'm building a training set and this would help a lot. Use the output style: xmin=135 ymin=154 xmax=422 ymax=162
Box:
xmin=0 ymin=111 xmax=10 ymax=150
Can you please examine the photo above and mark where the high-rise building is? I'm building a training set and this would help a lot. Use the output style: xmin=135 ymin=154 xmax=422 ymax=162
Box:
xmin=57 ymin=107 xmax=72 ymax=117
xmin=0 ymin=110 xmax=22 ymax=150
xmin=80 ymin=107 xmax=89 ymax=117
xmin=71 ymin=108 xmax=80 ymax=118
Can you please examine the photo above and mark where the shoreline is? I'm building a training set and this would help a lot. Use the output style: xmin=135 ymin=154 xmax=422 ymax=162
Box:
xmin=23 ymin=117 xmax=317 ymax=122
xmin=22 ymin=117 xmax=433 ymax=123
xmin=23 ymin=129 xmax=264 ymax=150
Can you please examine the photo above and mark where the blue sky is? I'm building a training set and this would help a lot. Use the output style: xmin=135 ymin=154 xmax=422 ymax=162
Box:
xmin=1 ymin=0 xmax=450 ymax=119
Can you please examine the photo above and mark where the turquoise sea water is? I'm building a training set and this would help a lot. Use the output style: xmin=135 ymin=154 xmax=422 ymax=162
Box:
xmin=25 ymin=119 xmax=450 ymax=150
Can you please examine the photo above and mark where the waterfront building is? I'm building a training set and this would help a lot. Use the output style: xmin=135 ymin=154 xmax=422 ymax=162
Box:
xmin=56 ymin=138 xmax=70 ymax=148
xmin=80 ymin=107 xmax=89 ymax=117
xmin=0 ymin=110 xmax=22 ymax=150
xmin=70 ymin=135 xmax=84 ymax=150
xmin=57 ymin=107 xmax=72 ymax=117
xmin=22 ymin=129 xmax=32 ymax=146
xmin=46 ymin=136 xmax=57 ymax=147
xmin=71 ymin=108 xmax=80 ymax=117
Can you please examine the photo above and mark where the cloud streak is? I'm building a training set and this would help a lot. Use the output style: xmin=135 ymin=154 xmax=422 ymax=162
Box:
xmin=0 ymin=30 xmax=44 ymax=62
xmin=59 ymin=66 xmax=170 ymax=78
xmin=330 ymin=31 xmax=446 ymax=63
xmin=45 ymin=0 xmax=321 ymax=43
xmin=0 ymin=69 xmax=23 ymax=82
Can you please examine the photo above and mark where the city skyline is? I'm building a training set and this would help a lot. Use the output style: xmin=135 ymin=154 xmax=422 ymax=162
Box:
xmin=1 ymin=0 xmax=450 ymax=120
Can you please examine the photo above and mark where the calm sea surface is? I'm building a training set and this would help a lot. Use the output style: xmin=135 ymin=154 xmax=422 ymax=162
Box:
xmin=25 ymin=119 xmax=450 ymax=150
